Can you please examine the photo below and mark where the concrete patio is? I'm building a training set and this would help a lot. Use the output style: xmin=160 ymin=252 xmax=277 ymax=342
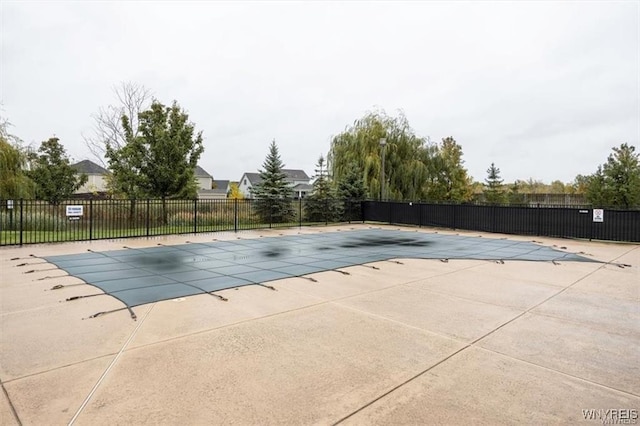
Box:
xmin=1 ymin=224 xmax=638 ymax=425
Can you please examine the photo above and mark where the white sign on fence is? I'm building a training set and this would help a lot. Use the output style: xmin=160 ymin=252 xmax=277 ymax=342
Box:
xmin=7 ymin=200 xmax=13 ymax=209
xmin=66 ymin=205 xmax=84 ymax=217
xmin=593 ymin=209 xmax=604 ymax=223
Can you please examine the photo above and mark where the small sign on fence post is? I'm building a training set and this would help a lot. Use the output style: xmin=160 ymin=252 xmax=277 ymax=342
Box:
xmin=66 ymin=205 xmax=83 ymax=221
xmin=593 ymin=209 xmax=604 ymax=223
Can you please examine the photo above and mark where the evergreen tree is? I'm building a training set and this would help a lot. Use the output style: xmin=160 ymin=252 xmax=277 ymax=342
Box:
xmin=252 ymin=140 xmax=295 ymax=223
xmin=336 ymin=163 xmax=368 ymax=201
xmin=305 ymin=155 xmax=340 ymax=222
xmin=27 ymin=137 xmax=87 ymax=204
xmin=483 ymin=162 xmax=506 ymax=204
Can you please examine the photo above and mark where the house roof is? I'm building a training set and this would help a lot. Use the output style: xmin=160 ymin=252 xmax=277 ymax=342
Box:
xmin=71 ymin=160 xmax=108 ymax=175
xmin=212 ymin=180 xmax=230 ymax=193
xmin=195 ymin=165 xmax=213 ymax=178
xmin=283 ymin=169 xmax=310 ymax=180
xmin=292 ymin=183 xmax=313 ymax=191
xmin=243 ymin=169 xmax=310 ymax=185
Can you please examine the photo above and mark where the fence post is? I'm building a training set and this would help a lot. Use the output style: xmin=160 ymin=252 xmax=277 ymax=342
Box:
xmin=193 ymin=198 xmax=198 ymax=234
xmin=453 ymin=203 xmax=457 ymax=230
xmin=234 ymin=198 xmax=238 ymax=233
xmin=589 ymin=207 xmax=593 ymax=241
xmin=536 ymin=203 xmax=541 ymax=236
xmin=299 ymin=197 xmax=302 ymax=228
xmin=325 ymin=198 xmax=329 ymax=226
xmin=89 ymin=199 xmax=93 ymax=241
xmin=388 ymin=201 xmax=392 ymax=224
xmin=146 ymin=199 xmax=150 ymax=237
xmin=269 ymin=200 xmax=272 ymax=229
xmin=19 ymin=199 xmax=23 ymax=246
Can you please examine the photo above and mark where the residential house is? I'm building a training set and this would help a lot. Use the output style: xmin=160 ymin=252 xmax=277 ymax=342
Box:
xmin=198 ymin=180 xmax=230 ymax=199
xmin=195 ymin=165 xmax=213 ymax=190
xmin=70 ymin=161 xmax=217 ymax=198
xmin=238 ymin=169 xmax=311 ymax=198
xmin=70 ymin=160 xmax=109 ymax=193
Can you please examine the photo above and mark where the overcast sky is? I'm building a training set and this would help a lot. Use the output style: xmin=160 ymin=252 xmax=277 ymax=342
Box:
xmin=2 ymin=1 xmax=638 ymax=184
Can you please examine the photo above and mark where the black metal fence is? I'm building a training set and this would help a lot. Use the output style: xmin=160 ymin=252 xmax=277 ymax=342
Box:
xmin=0 ymin=198 xmax=363 ymax=246
xmin=2 ymin=198 xmax=638 ymax=245
xmin=363 ymin=201 xmax=640 ymax=242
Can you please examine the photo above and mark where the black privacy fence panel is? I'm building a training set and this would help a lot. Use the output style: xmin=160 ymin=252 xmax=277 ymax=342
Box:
xmin=362 ymin=201 xmax=640 ymax=243
xmin=0 ymin=199 xmax=364 ymax=246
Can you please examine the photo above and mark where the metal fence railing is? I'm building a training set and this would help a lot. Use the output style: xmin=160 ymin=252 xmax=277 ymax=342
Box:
xmin=362 ymin=201 xmax=640 ymax=243
xmin=2 ymin=198 xmax=638 ymax=245
xmin=0 ymin=198 xmax=363 ymax=246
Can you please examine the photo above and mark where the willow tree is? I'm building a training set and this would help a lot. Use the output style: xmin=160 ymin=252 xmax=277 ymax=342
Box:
xmin=0 ymin=117 xmax=35 ymax=199
xmin=0 ymin=137 xmax=35 ymax=200
xmin=328 ymin=110 xmax=429 ymax=201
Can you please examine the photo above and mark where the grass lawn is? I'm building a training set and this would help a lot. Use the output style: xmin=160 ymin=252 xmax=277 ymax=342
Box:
xmin=0 ymin=220 xmax=317 ymax=245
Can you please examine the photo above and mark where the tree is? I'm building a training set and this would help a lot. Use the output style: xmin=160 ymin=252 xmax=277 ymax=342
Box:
xmin=329 ymin=110 xmax=430 ymax=201
xmin=252 ymin=140 xmax=295 ymax=223
xmin=26 ymin=137 xmax=87 ymax=204
xmin=483 ymin=162 xmax=506 ymax=204
xmin=0 ymin=118 xmax=35 ymax=199
xmin=423 ymin=137 xmax=473 ymax=202
xmin=336 ymin=162 xmax=368 ymax=201
xmin=108 ymin=100 xmax=204 ymax=223
xmin=227 ymin=182 xmax=243 ymax=199
xmin=305 ymin=155 xmax=341 ymax=222
xmin=580 ymin=144 xmax=640 ymax=208
xmin=84 ymin=82 xmax=152 ymax=166
xmin=507 ymin=181 xmax=525 ymax=204
xmin=598 ymin=143 xmax=640 ymax=208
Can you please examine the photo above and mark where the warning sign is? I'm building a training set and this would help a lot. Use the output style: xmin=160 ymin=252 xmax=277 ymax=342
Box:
xmin=593 ymin=209 xmax=604 ymax=223
xmin=66 ymin=205 xmax=83 ymax=217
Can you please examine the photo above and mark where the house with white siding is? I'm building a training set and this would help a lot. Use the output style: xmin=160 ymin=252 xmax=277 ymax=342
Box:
xmin=238 ymin=169 xmax=311 ymax=199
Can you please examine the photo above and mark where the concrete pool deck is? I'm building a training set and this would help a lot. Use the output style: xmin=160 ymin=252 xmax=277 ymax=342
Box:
xmin=1 ymin=224 xmax=638 ymax=425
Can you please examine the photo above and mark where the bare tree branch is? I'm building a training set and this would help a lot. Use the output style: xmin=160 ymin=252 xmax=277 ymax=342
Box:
xmin=82 ymin=82 xmax=153 ymax=167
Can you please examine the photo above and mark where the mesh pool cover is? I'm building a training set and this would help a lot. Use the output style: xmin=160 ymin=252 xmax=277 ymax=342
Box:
xmin=44 ymin=229 xmax=592 ymax=310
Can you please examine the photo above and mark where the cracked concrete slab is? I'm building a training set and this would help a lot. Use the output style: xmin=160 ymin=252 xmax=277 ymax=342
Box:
xmin=4 ymin=356 xmax=113 ymax=425
xmin=478 ymin=313 xmax=640 ymax=395
xmin=341 ymin=347 xmax=640 ymax=425
xmin=336 ymin=284 xmax=522 ymax=342
xmin=74 ymin=304 xmax=463 ymax=425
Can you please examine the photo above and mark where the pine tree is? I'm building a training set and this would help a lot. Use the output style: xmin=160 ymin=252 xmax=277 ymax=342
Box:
xmin=305 ymin=155 xmax=341 ymax=222
xmin=483 ymin=162 xmax=506 ymax=204
xmin=252 ymin=140 xmax=295 ymax=223
xmin=336 ymin=163 xmax=367 ymax=201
